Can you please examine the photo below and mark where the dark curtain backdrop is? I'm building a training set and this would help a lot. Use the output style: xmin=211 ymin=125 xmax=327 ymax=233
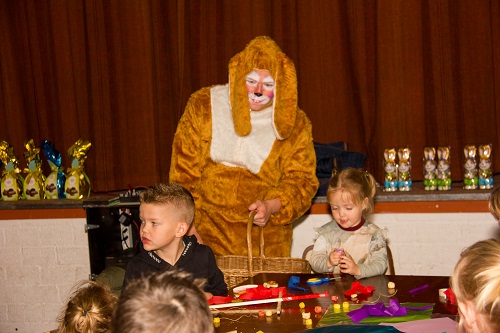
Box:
xmin=1 ymin=0 xmax=499 ymax=193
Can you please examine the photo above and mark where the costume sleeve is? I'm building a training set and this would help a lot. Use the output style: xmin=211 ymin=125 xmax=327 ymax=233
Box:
xmin=205 ymin=247 xmax=228 ymax=296
xmin=355 ymin=230 xmax=388 ymax=279
xmin=169 ymin=88 xmax=211 ymax=204
xmin=264 ymin=110 xmax=319 ymax=225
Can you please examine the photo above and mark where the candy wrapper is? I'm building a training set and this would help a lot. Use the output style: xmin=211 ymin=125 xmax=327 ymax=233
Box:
xmin=0 ymin=159 xmax=3 ymax=201
xmin=437 ymin=146 xmax=452 ymax=190
xmin=478 ymin=144 xmax=493 ymax=189
xmin=23 ymin=139 xmax=46 ymax=200
xmin=383 ymin=148 xmax=397 ymax=192
xmin=65 ymin=139 xmax=92 ymax=199
xmin=42 ymin=140 xmax=66 ymax=199
xmin=463 ymin=145 xmax=478 ymax=190
xmin=397 ymin=147 xmax=412 ymax=191
xmin=0 ymin=140 xmax=25 ymax=201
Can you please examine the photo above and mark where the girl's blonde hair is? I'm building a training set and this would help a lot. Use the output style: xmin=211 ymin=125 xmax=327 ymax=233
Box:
xmin=326 ymin=168 xmax=377 ymax=218
xmin=56 ymin=280 xmax=117 ymax=333
xmin=488 ymin=186 xmax=500 ymax=220
xmin=450 ymin=239 xmax=500 ymax=333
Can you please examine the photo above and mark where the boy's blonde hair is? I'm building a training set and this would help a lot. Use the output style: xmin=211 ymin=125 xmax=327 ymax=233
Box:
xmin=112 ymin=269 xmax=214 ymax=333
xmin=326 ymin=168 xmax=377 ymax=218
xmin=488 ymin=186 xmax=500 ymax=221
xmin=450 ymin=239 xmax=500 ymax=333
xmin=56 ymin=280 xmax=117 ymax=333
xmin=140 ymin=182 xmax=195 ymax=226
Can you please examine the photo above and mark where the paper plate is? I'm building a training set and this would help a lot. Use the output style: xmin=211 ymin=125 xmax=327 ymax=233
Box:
xmin=233 ymin=284 xmax=258 ymax=294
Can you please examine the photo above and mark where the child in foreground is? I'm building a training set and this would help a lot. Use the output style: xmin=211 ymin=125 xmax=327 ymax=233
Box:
xmin=123 ymin=182 xmax=227 ymax=298
xmin=309 ymin=168 xmax=388 ymax=278
xmin=488 ymin=185 xmax=500 ymax=226
xmin=450 ymin=238 xmax=500 ymax=333
xmin=54 ymin=280 xmax=117 ymax=333
xmin=112 ymin=269 xmax=214 ymax=333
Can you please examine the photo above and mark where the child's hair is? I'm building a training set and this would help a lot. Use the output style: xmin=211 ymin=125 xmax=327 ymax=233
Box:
xmin=140 ymin=182 xmax=195 ymax=226
xmin=326 ymin=168 xmax=377 ymax=218
xmin=450 ymin=238 xmax=500 ymax=333
xmin=112 ymin=269 xmax=214 ymax=333
xmin=56 ymin=280 xmax=117 ymax=333
xmin=488 ymin=186 xmax=500 ymax=220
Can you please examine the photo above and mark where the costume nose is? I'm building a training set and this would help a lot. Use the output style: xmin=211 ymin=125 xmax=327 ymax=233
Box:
xmin=254 ymin=92 xmax=262 ymax=97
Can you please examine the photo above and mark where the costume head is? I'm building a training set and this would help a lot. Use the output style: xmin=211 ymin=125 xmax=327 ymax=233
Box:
xmin=228 ymin=36 xmax=298 ymax=140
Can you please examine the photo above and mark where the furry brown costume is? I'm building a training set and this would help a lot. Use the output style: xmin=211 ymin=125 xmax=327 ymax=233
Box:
xmin=169 ymin=36 xmax=318 ymax=256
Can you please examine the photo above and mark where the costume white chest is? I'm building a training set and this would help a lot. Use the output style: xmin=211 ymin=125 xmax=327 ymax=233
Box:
xmin=210 ymin=84 xmax=276 ymax=174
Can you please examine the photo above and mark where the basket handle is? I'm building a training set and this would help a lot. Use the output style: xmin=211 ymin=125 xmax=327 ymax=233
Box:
xmin=247 ymin=211 xmax=265 ymax=276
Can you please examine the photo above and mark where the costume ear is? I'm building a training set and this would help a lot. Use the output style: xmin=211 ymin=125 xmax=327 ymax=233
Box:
xmin=272 ymin=54 xmax=297 ymax=140
xmin=229 ymin=52 xmax=252 ymax=137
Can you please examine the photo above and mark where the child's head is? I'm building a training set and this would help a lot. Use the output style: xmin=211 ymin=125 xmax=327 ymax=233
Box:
xmin=140 ymin=182 xmax=195 ymax=226
xmin=327 ymin=168 xmax=377 ymax=221
xmin=488 ymin=186 xmax=500 ymax=223
xmin=112 ymin=269 xmax=214 ymax=333
xmin=56 ymin=280 xmax=117 ymax=333
xmin=139 ymin=183 xmax=195 ymax=253
xmin=450 ymin=239 xmax=500 ymax=333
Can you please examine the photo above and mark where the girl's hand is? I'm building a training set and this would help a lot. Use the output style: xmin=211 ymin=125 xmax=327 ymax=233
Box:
xmin=327 ymin=248 xmax=344 ymax=267
xmin=339 ymin=255 xmax=360 ymax=276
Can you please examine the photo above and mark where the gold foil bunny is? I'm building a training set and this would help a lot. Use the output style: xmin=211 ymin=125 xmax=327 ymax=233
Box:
xmin=423 ymin=147 xmax=438 ymax=191
xmin=383 ymin=148 xmax=397 ymax=191
xmin=437 ymin=146 xmax=452 ymax=191
xmin=397 ymin=147 xmax=412 ymax=191
xmin=463 ymin=145 xmax=478 ymax=190
xmin=478 ymin=144 xmax=493 ymax=189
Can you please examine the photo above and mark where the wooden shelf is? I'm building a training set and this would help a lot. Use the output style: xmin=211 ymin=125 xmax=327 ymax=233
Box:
xmin=311 ymin=182 xmax=493 ymax=214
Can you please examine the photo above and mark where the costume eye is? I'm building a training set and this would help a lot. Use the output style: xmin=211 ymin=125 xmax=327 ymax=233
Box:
xmin=263 ymin=82 xmax=275 ymax=89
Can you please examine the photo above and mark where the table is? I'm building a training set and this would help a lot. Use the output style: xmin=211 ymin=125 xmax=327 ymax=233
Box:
xmin=212 ymin=273 xmax=456 ymax=333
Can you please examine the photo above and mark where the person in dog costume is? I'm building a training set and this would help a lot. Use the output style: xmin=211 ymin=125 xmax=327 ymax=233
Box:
xmin=169 ymin=36 xmax=319 ymax=256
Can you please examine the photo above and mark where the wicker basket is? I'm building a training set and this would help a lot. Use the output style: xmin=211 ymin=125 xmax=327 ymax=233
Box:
xmin=216 ymin=211 xmax=312 ymax=289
